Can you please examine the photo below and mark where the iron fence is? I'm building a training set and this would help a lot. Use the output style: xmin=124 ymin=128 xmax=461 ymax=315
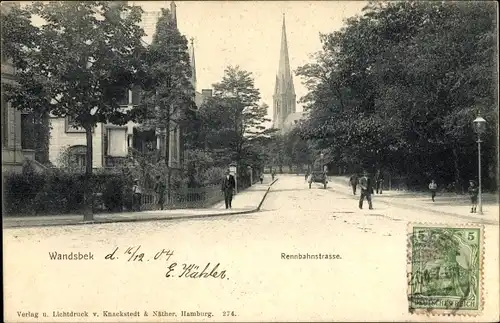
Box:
xmin=140 ymin=184 xmax=224 ymax=210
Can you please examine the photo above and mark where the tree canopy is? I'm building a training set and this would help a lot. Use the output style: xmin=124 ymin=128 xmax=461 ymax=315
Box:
xmin=2 ymin=1 xmax=147 ymax=218
xmin=296 ymin=1 xmax=497 ymax=190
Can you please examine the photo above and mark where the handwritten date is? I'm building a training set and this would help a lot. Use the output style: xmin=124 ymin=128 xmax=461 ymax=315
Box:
xmin=105 ymin=246 xmax=174 ymax=262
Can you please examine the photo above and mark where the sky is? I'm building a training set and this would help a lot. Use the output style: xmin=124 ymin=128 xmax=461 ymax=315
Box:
xmin=130 ymin=1 xmax=368 ymax=122
xmin=27 ymin=1 xmax=368 ymax=123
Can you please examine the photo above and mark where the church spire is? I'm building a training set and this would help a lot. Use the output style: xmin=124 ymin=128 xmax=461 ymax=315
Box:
xmin=190 ymin=37 xmax=197 ymax=90
xmin=277 ymin=13 xmax=294 ymax=94
xmin=273 ymin=13 xmax=296 ymax=132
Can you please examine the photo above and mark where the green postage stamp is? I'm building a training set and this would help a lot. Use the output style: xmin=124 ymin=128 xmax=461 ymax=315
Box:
xmin=407 ymin=223 xmax=484 ymax=315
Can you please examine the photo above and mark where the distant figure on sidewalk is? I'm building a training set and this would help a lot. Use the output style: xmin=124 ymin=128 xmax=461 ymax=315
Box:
xmin=259 ymin=174 xmax=264 ymax=184
xmin=132 ymin=179 xmax=142 ymax=212
xmin=349 ymin=173 xmax=358 ymax=195
xmin=358 ymin=171 xmax=373 ymax=210
xmin=428 ymin=179 xmax=437 ymax=202
xmin=375 ymin=170 xmax=384 ymax=194
xmin=221 ymin=169 xmax=236 ymax=209
xmin=272 ymin=170 xmax=276 ymax=181
xmin=154 ymin=175 xmax=166 ymax=210
xmin=468 ymin=180 xmax=478 ymax=213
xmin=305 ymin=170 xmax=309 ymax=182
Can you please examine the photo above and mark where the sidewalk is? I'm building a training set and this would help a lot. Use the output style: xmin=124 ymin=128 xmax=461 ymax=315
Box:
xmin=327 ymin=176 xmax=499 ymax=225
xmin=3 ymin=178 xmax=278 ymax=229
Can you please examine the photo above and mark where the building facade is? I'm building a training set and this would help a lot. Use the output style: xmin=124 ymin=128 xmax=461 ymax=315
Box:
xmin=272 ymin=14 xmax=300 ymax=134
xmin=1 ymin=2 xmax=47 ymax=173
xmin=47 ymin=1 xmax=209 ymax=170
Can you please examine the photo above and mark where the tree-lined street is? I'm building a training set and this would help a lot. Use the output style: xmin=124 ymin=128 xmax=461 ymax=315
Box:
xmin=2 ymin=1 xmax=498 ymax=320
xmin=4 ymin=174 xmax=499 ymax=321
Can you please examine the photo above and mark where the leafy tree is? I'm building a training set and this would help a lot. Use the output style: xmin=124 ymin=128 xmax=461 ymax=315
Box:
xmin=190 ymin=66 xmax=271 ymax=185
xmin=134 ymin=6 xmax=194 ymax=200
xmin=297 ymin=1 xmax=497 ymax=190
xmin=2 ymin=1 xmax=146 ymax=219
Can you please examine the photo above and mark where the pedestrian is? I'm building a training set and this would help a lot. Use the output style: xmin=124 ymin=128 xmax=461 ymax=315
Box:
xmin=221 ymin=169 xmax=236 ymax=209
xmin=428 ymin=179 xmax=437 ymax=202
xmin=154 ymin=175 xmax=166 ymax=210
xmin=132 ymin=179 xmax=142 ymax=212
xmin=349 ymin=173 xmax=358 ymax=195
xmin=468 ymin=180 xmax=478 ymax=213
xmin=272 ymin=170 xmax=275 ymax=181
xmin=375 ymin=170 xmax=384 ymax=194
xmin=259 ymin=174 xmax=264 ymax=184
xmin=358 ymin=171 xmax=373 ymax=210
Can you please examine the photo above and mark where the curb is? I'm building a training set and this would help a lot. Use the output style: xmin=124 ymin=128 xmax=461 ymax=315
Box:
xmin=4 ymin=179 xmax=280 ymax=229
xmin=257 ymin=178 xmax=278 ymax=211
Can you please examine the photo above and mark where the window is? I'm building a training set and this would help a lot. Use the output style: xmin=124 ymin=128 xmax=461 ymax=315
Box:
xmin=1 ymin=95 xmax=8 ymax=147
xmin=107 ymin=128 xmax=127 ymax=157
xmin=131 ymin=86 xmax=141 ymax=106
xmin=67 ymin=145 xmax=87 ymax=169
xmin=118 ymin=89 xmax=130 ymax=106
xmin=21 ymin=113 xmax=35 ymax=150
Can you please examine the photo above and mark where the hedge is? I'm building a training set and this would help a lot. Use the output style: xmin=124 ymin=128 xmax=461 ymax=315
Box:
xmin=3 ymin=172 xmax=133 ymax=216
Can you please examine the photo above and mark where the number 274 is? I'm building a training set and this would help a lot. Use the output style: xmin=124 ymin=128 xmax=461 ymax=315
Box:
xmin=223 ymin=311 xmax=236 ymax=317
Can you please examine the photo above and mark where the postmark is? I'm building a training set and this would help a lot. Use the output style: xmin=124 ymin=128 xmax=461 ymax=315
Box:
xmin=407 ymin=223 xmax=484 ymax=316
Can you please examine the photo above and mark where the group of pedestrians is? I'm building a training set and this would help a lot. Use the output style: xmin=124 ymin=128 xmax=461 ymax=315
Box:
xmin=349 ymin=170 xmax=385 ymax=210
xmin=131 ymin=176 xmax=166 ymax=212
xmin=349 ymin=171 xmax=375 ymax=210
xmin=427 ymin=179 xmax=479 ymax=213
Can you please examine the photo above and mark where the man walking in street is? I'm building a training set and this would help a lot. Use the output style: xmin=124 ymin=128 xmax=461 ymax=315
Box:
xmin=349 ymin=173 xmax=358 ymax=195
xmin=358 ymin=171 xmax=373 ymax=210
xmin=428 ymin=179 xmax=437 ymax=202
xmin=221 ymin=169 xmax=236 ymax=209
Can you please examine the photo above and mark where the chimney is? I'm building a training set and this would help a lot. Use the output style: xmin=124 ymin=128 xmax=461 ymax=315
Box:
xmin=201 ymin=89 xmax=213 ymax=101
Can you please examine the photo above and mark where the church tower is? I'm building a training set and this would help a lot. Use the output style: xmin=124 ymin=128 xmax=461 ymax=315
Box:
xmin=273 ymin=14 xmax=296 ymax=133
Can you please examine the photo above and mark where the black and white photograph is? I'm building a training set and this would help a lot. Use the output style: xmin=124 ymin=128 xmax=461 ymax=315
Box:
xmin=2 ymin=1 xmax=499 ymax=321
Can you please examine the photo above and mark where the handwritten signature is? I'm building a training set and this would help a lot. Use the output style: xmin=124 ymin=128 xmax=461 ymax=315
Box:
xmin=104 ymin=246 xmax=228 ymax=280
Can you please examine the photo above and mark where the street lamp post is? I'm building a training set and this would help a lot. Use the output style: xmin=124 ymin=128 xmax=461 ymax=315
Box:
xmin=473 ymin=116 xmax=486 ymax=215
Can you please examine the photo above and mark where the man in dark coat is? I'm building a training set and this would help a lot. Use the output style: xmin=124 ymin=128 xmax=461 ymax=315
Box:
xmin=221 ymin=169 xmax=236 ymax=209
xmin=358 ymin=171 xmax=373 ymax=210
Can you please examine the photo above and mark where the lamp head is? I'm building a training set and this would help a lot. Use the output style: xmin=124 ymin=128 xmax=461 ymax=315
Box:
xmin=473 ymin=116 xmax=486 ymax=135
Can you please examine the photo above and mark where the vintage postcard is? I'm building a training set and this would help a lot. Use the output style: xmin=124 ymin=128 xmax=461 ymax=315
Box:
xmin=2 ymin=0 xmax=499 ymax=322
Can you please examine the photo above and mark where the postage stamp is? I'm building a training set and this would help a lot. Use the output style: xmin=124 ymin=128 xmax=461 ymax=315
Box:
xmin=407 ymin=223 xmax=484 ymax=316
